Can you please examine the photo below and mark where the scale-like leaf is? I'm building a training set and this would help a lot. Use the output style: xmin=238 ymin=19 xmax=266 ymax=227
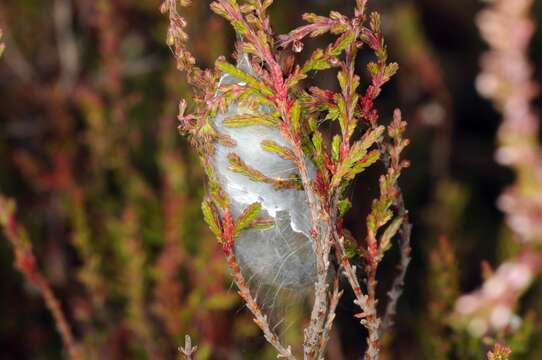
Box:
xmin=202 ymin=200 xmax=222 ymax=239
xmin=261 ymin=140 xmax=296 ymax=161
xmin=215 ymin=59 xmax=273 ymax=97
xmin=331 ymin=126 xmax=384 ymax=187
xmin=290 ymin=100 xmax=301 ymax=134
xmin=223 ymin=114 xmax=280 ymax=128
xmin=380 ymin=216 xmax=402 ymax=254
xmin=234 ymin=202 xmax=262 ymax=237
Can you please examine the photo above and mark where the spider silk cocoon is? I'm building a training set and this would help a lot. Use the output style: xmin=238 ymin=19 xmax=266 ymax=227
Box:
xmin=211 ymin=59 xmax=317 ymax=289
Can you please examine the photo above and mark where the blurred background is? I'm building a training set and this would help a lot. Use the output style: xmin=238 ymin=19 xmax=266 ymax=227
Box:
xmin=1 ymin=0 xmax=542 ymax=359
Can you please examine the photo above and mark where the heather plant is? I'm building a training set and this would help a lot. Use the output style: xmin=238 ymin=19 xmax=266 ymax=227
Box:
xmin=452 ymin=0 xmax=542 ymax=353
xmin=0 ymin=196 xmax=81 ymax=359
xmin=4 ymin=0 xmax=542 ymax=359
xmin=163 ymin=0 xmax=411 ymax=358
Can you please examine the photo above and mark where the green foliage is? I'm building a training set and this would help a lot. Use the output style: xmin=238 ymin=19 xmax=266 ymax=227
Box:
xmin=261 ymin=140 xmax=296 ymax=161
xmin=202 ymin=200 xmax=222 ymax=239
xmin=215 ymin=58 xmax=274 ymax=97
xmin=331 ymin=126 xmax=385 ymax=188
xmin=223 ymin=114 xmax=280 ymax=128
xmin=379 ymin=217 xmax=402 ymax=254
xmin=233 ymin=202 xmax=263 ymax=238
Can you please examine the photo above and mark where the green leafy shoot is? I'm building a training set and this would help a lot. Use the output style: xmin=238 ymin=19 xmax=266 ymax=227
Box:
xmin=215 ymin=58 xmax=273 ymax=97
xmin=233 ymin=202 xmax=263 ymax=238
xmin=202 ymin=200 xmax=223 ymax=240
xmin=261 ymin=140 xmax=296 ymax=162
xmin=223 ymin=114 xmax=280 ymax=128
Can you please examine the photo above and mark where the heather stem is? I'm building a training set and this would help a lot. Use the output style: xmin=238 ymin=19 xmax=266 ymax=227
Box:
xmin=224 ymin=247 xmax=296 ymax=360
xmin=0 ymin=196 xmax=82 ymax=360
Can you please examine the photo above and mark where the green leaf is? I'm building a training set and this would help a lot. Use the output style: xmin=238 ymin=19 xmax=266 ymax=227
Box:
xmin=338 ymin=71 xmax=360 ymax=106
xmin=261 ymin=140 xmax=296 ymax=161
xmin=227 ymin=153 xmax=300 ymax=190
xmin=223 ymin=114 xmax=280 ymax=128
xmin=311 ymin=131 xmax=326 ymax=168
xmin=380 ymin=216 xmax=402 ymax=254
xmin=308 ymin=116 xmax=318 ymax=131
xmin=331 ymin=135 xmax=341 ymax=161
xmin=330 ymin=23 xmax=349 ymax=34
xmin=331 ymin=126 xmax=384 ymax=187
xmin=302 ymin=12 xmax=324 ymax=23
xmin=337 ymin=71 xmax=348 ymax=94
xmin=231 ymin=20 xmax=249 ymax=35
xmin=351 ymin=75 xmax=360 ymax=95
xmin=383 ymin=62 xmax=399 ymax=82
xmin=352 ymin=126 xmax=385 ymax=159
xmin=301 ymin=49 xmax=332 ymax=73
xmin=227 ymin=153 xmax=268 ymax=183
xmin=348 ymin=149 xmax=380 ymax=177
xmin=286 ymin=70 xmax=308 ymax=88
xmin=215 ymin=59 xmax=273 ymax=97
xmin=290 ymin=100 xmax=301 ymax=134
xmin=368 ymin=189 xmax=394 ymax=233
xmin=234 ymin=202 xmax=262 ymax=237
xmin=201 ymin=200 xmax=222 ymax=239
xmin=336 ymin=96 xmax=347 ymax=133
xmin=344 ymin=236 xmax=361 ymax=259
xmin=205 ymin=164 xmax=229 ymax=208
xmin=312 ymin=131 xmax=323 ymax=153
xmin=329 ymin=31 xmax=356 ymax=56
xmin=325 ymin=106 xmax=340 ymax=121
xmin=367 ymin=62 xmax=379 ymax=77
xmin=338 ymin=198 xmax=352 ymax=217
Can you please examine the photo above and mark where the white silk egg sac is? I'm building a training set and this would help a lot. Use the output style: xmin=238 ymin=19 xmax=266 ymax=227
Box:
xmin=211 ymin=56 xmax=317 ymax=290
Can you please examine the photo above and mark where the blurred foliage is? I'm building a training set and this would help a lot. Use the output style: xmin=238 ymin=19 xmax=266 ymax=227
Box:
xmin=0 ymin=0 xmax=542 ymax=359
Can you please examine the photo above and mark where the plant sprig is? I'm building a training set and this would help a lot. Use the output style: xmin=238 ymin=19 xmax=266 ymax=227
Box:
xmin=163 ymin=1 xmax=411 ymax=359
